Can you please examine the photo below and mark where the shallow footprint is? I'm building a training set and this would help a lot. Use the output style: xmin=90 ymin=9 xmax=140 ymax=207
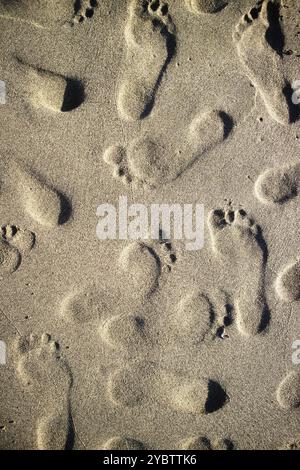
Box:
xmin=255 ymin=164 xmax=300 ymax=205
xmin=103 ymin=110 xmax=233 ymax=187
xmin=276 ymin=370 xmax=300 ymax=410
xmin=233 ymin=0 xmax=291 ymax=125
xmin=103 ymin=138 xmax=170 ymax=187
xmin=61 ymin=286 xmax=114 ymax=324
xmin=117 ymin=0 xmax=176 ymax=121
xmin=0 ymin=224 xmax=35 ymax=278
xmin=179 ymin=436 xmax=234 ymax=450
xmin=0 ymin=238 xmax=20 ymax=278
xmin=16 ymin=333 xmax=74 ymax=449
xmin=99 ymin=436 xmax=145 ymax=450
xmin=0 ymin=0 xmax=74 ymax=29
xmin=99 ymin=312 xmax=153 ymax=353
xmin=208 ymin=208 xmax=268 ymax=337
xmin=12 ymin=162 xmax=71 ymax=227
xmin=118 ymin=240 xmax=176 ymax=298
xmin=275 ymin=260 xmax=300 ymax=302
xmin=1 ymin=224 xmax=35 ymax=255
xmin=107 ymin=362 xmax=154 ymax=408
xmin=185 ymin=0 xmax=228 ymax=15
xmin=171 ymin=292 xmax=215 ymax=343
xmin=16 ymin=58 xmax=84 ymax=112
xmin=171 ymin=290 xmax=232 ymax=343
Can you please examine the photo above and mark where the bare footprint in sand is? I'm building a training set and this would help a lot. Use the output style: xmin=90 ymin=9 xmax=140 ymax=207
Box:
xmin=103 ymin=110 xmax=233 ymax=187
xmin=170 ymin=290 xmax=232 ymax=343
xmin=275 ymin=260 xmax=300 ymax=302
xmin=158 ymin=371 xmax=229 ymax=414
xmin=208 ymin=208 xmax=269 ymax=337
xmin=61 ymin=286 xmax=114 ymax=324
xmin=0 ymin=238 xmax=20 ymax=278
xmin=233 ymin=0 xmax=291 ymax=125
xmin=62 ymin=242 xmax=169 ymax=356
xmin=0 ymin=224 xmax=35 ymax=278
xmin=16 ymin=333 xmax=73 ymax=449
xmin=276 ymin=370 xmax=300 ymax=410
xmin=99 ymin=436 xmax=145 ymax=450
xmin=12 ymin=162 xmax=71 ymax=227
xmin=179 ymin=436 xmax=234 ymax=450
xmin=107 ymin=362 xmax=153 ymax=408
xmin=16 ymin=58 xmax=85 ymax=112
xmin=117 ymin=0 xmax=176 ymax=121
xmin=0 ymin=0 xmax=75 ymax=29
xmin=103 ymin=138 xmax=170 ymax=187
xmin=185 ymin=0 xmax=228 ymax=15
xmin=108 ymin=359 xmax=228 ymax=414
xmin=99 ymin=313 xmax=154 ymax=353
xmin=118 ymin=240 xmax=176 ymax=297
xmin=255 ymin=164 xmax=300 ymax=205
xmin=1 ymin=224 xmax=35 ymax=255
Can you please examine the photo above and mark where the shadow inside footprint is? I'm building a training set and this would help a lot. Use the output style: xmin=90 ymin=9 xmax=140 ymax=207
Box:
xmin=283 ymin=83 xmax=300 ymax=124
xmin=140 ymin=20 xmax=176 ymax=119
xmin=205 ymin=380 xmax=228 ymax=413
xmin=214 ymin=3 xmax=228 ymax=13
xmin=62 ymin=78 xmax=85 ymax=112
xmin=265 ymin=1 xmax=284 ymax=55
xmin=258 ymin=303 xmax=271 ymax=334
xmin=255 ymin=224 xmax=268 ymax=265
xmin=58 ymin=194 xmax=72 ymax=225
xmin=219 ymin=111 xmax=234 ymax=139
xmin=74 ymin=0 xmax=82 ymax=15
xmin=65 ymin=414 xmax=75 ymax=450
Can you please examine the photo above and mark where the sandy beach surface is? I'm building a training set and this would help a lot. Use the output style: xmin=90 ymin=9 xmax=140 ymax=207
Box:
xmin=0 ymin=0 xmax=300 ymax=450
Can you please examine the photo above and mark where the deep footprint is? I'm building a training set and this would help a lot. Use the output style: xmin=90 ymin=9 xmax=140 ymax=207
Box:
xmin=159 ymin=371 xmax=229 ymax=414
xmin=16 ymin=58 xmax=84 ymax=112
xmin=16 ymin=333 xmax=74 ymax=450
xmin=233 ymin=0 xmax=291 ymax=125
xmin=117 ymin=0 xmax=176 ymax=121
xmin=208 ymin=208 xmax=269 ymax=337
xmin=12 ymin=162 xmax=71 ymax=227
